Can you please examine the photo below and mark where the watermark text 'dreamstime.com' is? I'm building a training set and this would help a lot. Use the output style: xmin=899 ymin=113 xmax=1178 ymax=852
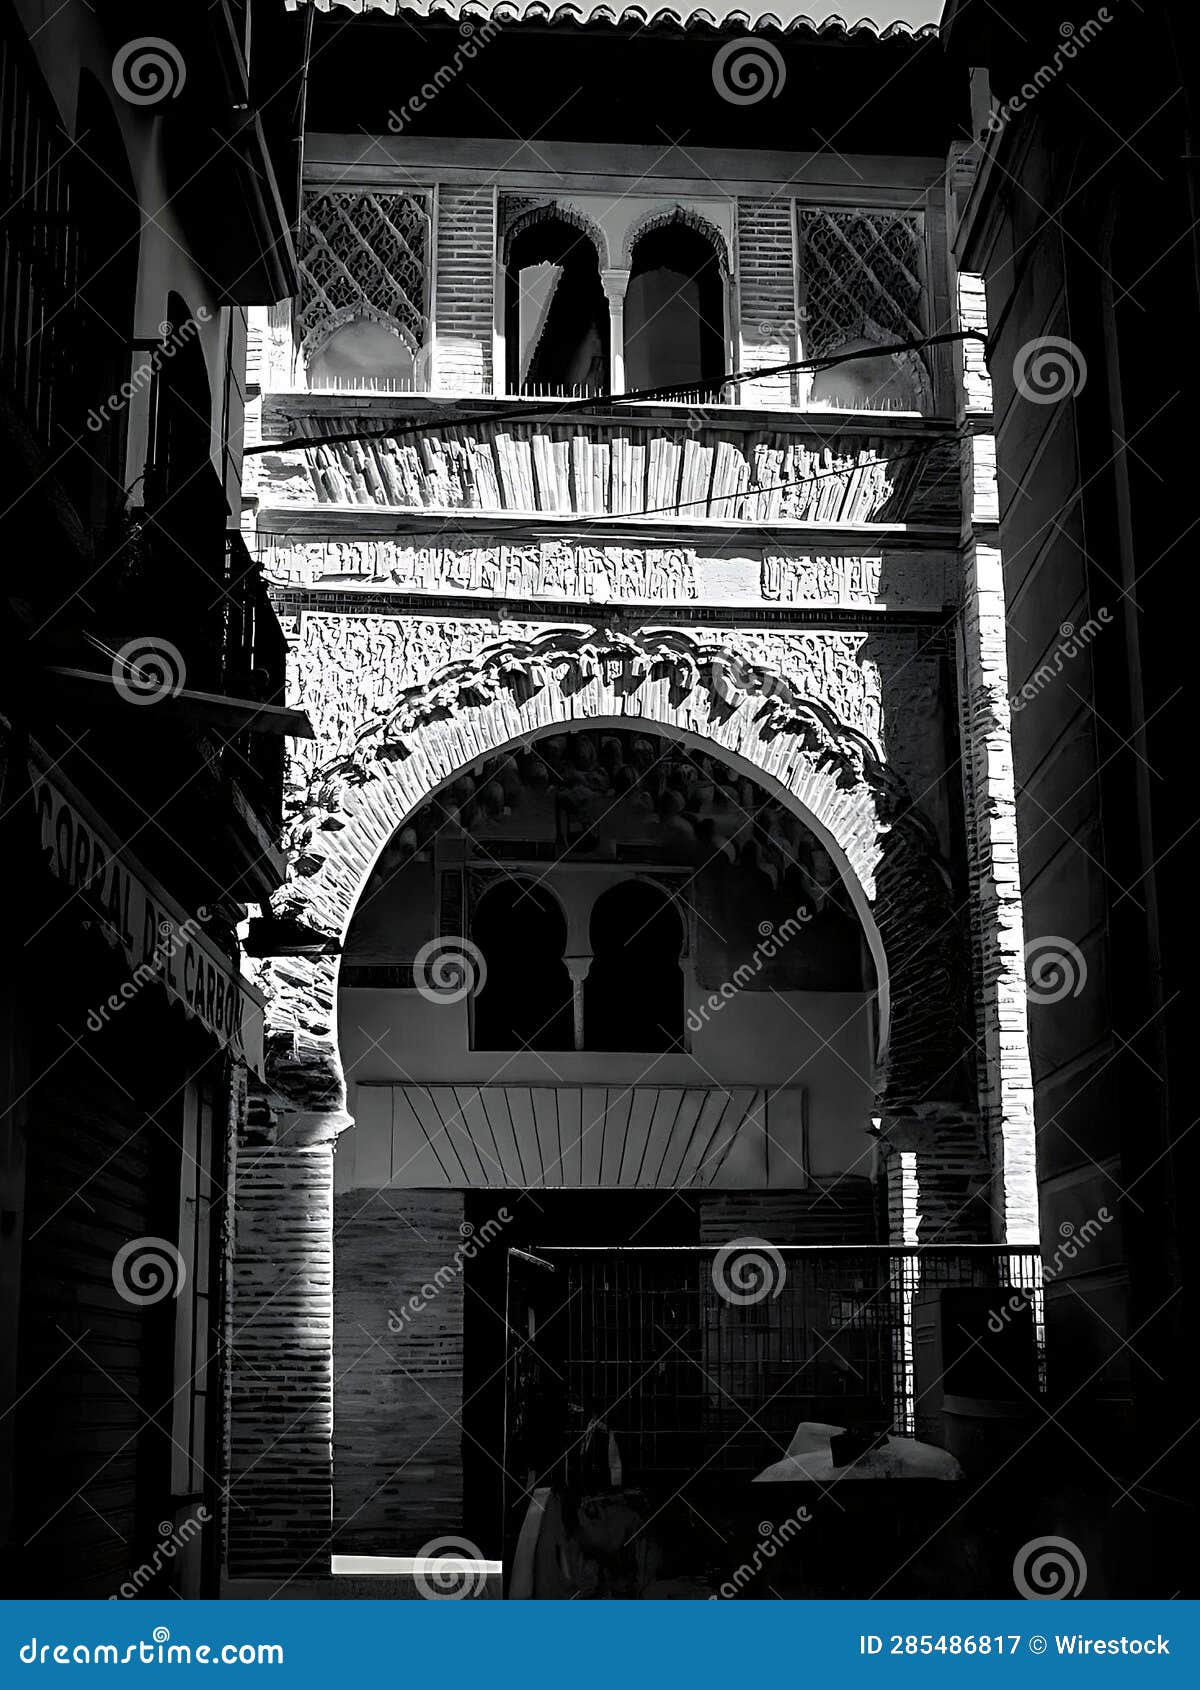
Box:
xmin=18 ymin=1628 xmax=283 ymax=1666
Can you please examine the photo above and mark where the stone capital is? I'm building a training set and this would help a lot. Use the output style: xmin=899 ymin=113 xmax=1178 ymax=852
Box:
xmin=601 ymin=267 xmax=631 ymax=306
xmin=276 ymin=1108 xmax=355 ymax=1149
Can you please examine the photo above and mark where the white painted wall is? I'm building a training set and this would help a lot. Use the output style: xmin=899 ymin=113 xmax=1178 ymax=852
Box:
xmin=339 ymin=980 xmax=876 ymax=1183
xmin=15 ymin=0 xmax=248 ymax=516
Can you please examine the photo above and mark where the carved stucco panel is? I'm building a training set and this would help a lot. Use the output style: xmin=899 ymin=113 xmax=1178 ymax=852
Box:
xmin=280 ymin=613 xmax=953 ymax=850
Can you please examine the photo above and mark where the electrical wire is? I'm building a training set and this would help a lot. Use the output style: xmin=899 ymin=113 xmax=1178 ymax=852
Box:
xmin=254 ymin=435 xmax=959 ymax=545
xmin=244 ymin=329 xmax=984 ymax=456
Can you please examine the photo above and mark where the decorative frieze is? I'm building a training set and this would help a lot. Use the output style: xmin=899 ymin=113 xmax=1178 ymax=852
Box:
xmin=762 ymin=552 xmax=882 ymax=603
xmin=266 ymin=535 xmax=699 ymax=601
xmin=261 ymin=531 xmax=951 ymax=611
xmin=286 ymin=613 xmax=544 ymax=770
xmin=257 ymin=403 xmax=961 ymax=527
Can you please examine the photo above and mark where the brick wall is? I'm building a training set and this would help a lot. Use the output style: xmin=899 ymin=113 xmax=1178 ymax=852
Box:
xmin=882 ymin=1109 xmax=992 ymax=1245
xmin=696 ymin=1183 xmax=876 ymax=1245
xmin=435 ymin=187 xmax=494 ymax=394
xmin=332 ymin=1188 xmax=466 ymax=1553
xmin=227 ymin=1130 xmax=335 ymax=1580
xmin=736 ymin=196 xmax=795 ymax=406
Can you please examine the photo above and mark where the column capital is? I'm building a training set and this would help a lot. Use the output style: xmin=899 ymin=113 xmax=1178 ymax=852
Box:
xmin=601 ymin=267 xmax=631 ymax=305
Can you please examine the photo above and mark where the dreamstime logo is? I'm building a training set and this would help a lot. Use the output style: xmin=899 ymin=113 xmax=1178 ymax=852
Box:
xmin=111 ymin=638 xmax=186 ymax=706
xmin=1011 ymin=610 xmax=1112 ymax=711
xmin=412 ymin=936 xmax=487 ymax=1004
xmin=412 ymin=1535 xmax=489 ymax=1599
xmin=1024 ymin=935 xmax=1087 ymax=1004
xmin=711 ymin=1237 xmax=785 ymax=1306
xmin=388 ymin=1208 xmax=511 ymax=1332
xmin=989 ymin=1210 xmax=1111 ymax=1333
xmin=111 ymin=39 xmax=187 ymax=106
xmin=712 ymin=38 xmax=786 ymax=106
xmin=985 ymin=11 xmax=1115 ymax=135
xmin=388 ymin=19 xmax=502 ymax=133
xmin=1013 ymin=1535 xmax=1088 ymax=1599
xmin=1013 ymin=336 xmax=1088 ymax=404
xmin=756 ymin=311 xmax=810 ymax=343
xmin=110 ymin=1507 xmax=210 ymax=1599
xmin=709 ymin=1506 xmax=812 ymax=1598
xmin=85 ymin=909 xmax=210 ymax=1034
xmin=112 ymin=1237 xmax=186 ymax=1307
xmin=688 ymin=908 xmax=811 ymax=1033
xmin=87 ymin=310 xmax=210 ymax=434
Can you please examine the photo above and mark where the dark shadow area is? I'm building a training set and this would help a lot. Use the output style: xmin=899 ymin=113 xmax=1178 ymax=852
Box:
xmin=584 ymin=880 xmax=684 ymax=1052
xmin=472 ymin=879 xmax=574 ymax=1051
xmin=505 ymin=216 xmax=608 ymax=396
xmin=624 ymin=222 xmax=725 ymax=396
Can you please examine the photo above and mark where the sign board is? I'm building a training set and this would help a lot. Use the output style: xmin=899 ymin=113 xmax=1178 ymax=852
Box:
xmin=30 ymin=759 xmax=265 ymax=1073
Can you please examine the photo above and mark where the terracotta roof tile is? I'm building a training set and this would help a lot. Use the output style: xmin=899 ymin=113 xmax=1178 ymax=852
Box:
xmin=283 ymin=1 xmax=938 ymax=41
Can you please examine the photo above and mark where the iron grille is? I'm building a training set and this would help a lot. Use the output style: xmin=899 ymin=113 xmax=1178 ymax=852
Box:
xmin=507 ymin=1246 xmax=1042 ymax=1494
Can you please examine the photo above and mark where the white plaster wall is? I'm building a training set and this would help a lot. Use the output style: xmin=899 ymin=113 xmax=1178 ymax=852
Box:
xmin=338 ymin=982 xmax=875 ymax=1182
xmin=15 ymin=0 xmax=247 ymax=515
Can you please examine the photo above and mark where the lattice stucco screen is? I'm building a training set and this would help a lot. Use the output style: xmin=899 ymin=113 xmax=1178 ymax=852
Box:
xmin=295 ymin=188 xmax=431 ymax=361
xmin=795 ymin=207 xmax=930 ymax=409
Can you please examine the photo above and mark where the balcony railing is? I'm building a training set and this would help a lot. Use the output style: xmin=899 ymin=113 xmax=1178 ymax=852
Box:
xmin=75 ymin=509 xmax=288 ymax=849
xmin=505 ymin=1245 xmax=1042 ymax=1500
xmin=219 ymin=533 xmax=287 ymax=835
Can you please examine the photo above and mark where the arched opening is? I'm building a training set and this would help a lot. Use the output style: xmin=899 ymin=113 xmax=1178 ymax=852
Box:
xmin=624 ymin=221 xmax=725 ymax=396
xmin=306 ymin=318 xmax=418 ymax=391
xmin=329 ymin=723 xmax=886 ymax=1559
xmin=229 ymin=630 xmax=1033 ymax=1590
xmin=504 ymin=216 xmax=608 ymax=396
xmin=472 ymin=879 xmax=573 ymax=1051
xmin=584 ymin=879 xmax=684 ymax=1052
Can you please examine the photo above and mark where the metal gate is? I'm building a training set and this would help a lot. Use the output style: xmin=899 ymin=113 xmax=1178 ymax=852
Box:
xmin=503 ymin=1245 xmax=1041 ymax=1509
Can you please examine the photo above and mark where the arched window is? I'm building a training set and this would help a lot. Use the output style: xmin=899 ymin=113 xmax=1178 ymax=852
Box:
xmin=505 ymin=217 xmax=608 ymax=396
xmin=307 ymin=319 xmax=418 ymax=391
xmin=584 ymin=881 xmax=684 ymax=1052
xmin=472 ymin=881 xmax=574 ymax=1050
xmin=624 ymin=223 xmax=725 ymax=397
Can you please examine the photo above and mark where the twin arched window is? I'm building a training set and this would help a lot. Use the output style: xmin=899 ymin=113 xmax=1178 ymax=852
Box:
xmin=471 ymin=877 xmax=684 ymax=1052
xmin=503 ymin=210 xmax=727 ymax=399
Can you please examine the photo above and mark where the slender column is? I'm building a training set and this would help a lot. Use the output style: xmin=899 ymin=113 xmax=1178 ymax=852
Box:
xmin=564 ymin=955 xmax=592 ymax=1051
xmin=601 ymin=268 xmax=630 ymax=395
